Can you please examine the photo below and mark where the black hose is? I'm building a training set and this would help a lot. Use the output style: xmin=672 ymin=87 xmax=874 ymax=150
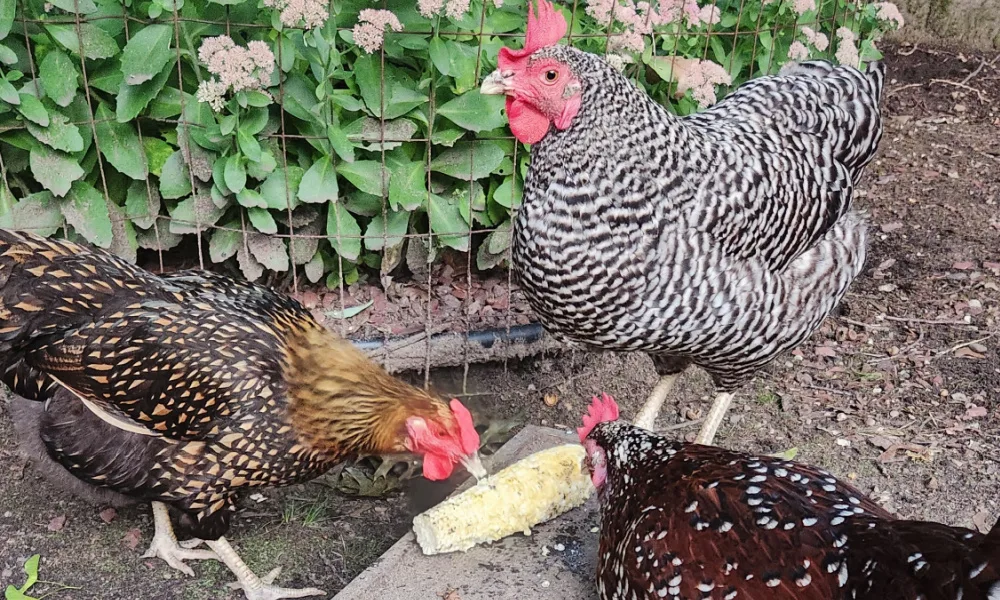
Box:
xmin=350 ymin=323 xmax=546 ymax=351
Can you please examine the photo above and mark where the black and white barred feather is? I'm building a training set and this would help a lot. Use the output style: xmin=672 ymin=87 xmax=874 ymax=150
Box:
xmin=513 ymin=48 xmax=884 ymax=389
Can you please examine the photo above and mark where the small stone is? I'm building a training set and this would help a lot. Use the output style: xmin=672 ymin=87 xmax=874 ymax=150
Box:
xmin=554 ymin=543 xmax=565 ymax=552
xmin=836 ymin=412 xmax=848 ymax=422
xmin=969 ymin=343 xmax=988 ymax=353
xmin=968 ymin=299 xmax=982 ymax=309
xmin=890 ymin=410 xmax=900 ymax=418
xmin=541 ymin=581 xmax=550 ymax=588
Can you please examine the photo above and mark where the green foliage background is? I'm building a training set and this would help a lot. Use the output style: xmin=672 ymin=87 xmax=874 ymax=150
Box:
xmin=0 ymin=0 xmax=897 ymax=287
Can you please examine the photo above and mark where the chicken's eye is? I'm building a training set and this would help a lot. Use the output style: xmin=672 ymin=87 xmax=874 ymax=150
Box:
xmin=544 ymin=70 xmax=559 ymax=83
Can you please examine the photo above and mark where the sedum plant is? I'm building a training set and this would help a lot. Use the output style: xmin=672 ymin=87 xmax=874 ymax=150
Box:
xmin=0 ymin=0 xmax=902 ymax=286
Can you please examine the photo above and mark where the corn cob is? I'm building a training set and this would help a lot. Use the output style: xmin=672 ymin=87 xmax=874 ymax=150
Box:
xmin=412 ymin=443 xmax=594 ymax=555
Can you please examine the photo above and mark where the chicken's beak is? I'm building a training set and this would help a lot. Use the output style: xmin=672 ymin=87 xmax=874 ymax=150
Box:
xmin=480 ymin=70 xmax=513 ymax=96
xmin=462 ymin=451 xmax=488 ymax=482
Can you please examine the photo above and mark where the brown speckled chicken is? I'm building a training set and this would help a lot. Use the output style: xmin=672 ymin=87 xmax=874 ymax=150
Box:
xmin=0 ymin=228 xmax=484 ymax=600
xmin=577 ymin=394 xmax=1000 ymax=600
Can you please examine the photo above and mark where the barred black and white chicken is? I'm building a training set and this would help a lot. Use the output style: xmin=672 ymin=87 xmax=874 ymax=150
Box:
xmin=481 ymin=0 xmax=885 ymax=444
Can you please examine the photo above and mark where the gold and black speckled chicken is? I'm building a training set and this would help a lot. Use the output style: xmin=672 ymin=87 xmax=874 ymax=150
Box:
xmin=0 ymin=228 xmax=485 ymax=600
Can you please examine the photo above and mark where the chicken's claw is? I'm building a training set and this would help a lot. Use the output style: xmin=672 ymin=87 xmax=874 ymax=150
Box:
xmin=142 ymin=502 xmax=218 ymax=577
xmin=227 ymin=566 xmax=326 ymax=600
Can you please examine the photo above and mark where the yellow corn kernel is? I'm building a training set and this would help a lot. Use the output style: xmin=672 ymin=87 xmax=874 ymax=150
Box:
xmin=412 ymin=443 xmax=594 ymax=555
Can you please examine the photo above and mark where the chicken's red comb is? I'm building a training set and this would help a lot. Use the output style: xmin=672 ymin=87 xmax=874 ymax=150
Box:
xmin=450 ymin=399 xmax=481 ymax=455
xmin=576 ymin=393 xmax=620 ymax=442
xmin=497 ymin=0 xmax=567 ymax=71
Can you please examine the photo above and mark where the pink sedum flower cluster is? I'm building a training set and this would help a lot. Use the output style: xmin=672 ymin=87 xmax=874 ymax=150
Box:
xmin=873 ymin=1 xmax=905 ymax=28
xmin=353 ymin=9 xmax=405 ymax=54
xmin=669 ymin=57 xmax=732 ymax=109
xmin=834 ymin=27 xmax=860 ymax=68
xmin=195 ymin=36 xmax=275 ymax=112
xmin=586 ymin=0 xmax=726 ymax=54
xmin=263 ymin=0 xmax=329 ymax=29
xmin=787 ymin=40 xmax=810 ymax=61
xmin=418 ymin=0 xmax=491 ymax=20
xmin=800 ymin=26 xmax=830 ymax=52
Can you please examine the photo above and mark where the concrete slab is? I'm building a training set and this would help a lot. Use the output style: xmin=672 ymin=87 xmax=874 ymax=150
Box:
xmin=334 ymin=425 xmax=600 ymax=600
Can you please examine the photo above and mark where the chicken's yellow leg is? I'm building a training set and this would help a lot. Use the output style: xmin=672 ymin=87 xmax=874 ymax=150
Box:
xmin=694 ymin=392 xmax=735 ymax=446
xmin=142 ymin=501 xmax=218 ymax=576
xmin=633 ymin=374 xmax=680 ymax=431
xmin=206 ymin=537 xmax=325 ymax=600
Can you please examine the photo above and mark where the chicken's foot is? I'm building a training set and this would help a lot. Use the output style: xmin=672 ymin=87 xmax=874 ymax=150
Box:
xmin=633 ymin=374 xmax=680 ymax=431
xmin=207 ymin=537 xmax=326 ymax=600
xmin=142 ymin=501 xmax=218 ymax=577
xmin=694 ymin=392 xmax=735 ymax=446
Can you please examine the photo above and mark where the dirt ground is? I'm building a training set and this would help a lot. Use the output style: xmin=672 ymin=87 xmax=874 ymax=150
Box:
xmin=1 ymin=43 xmax=999 ymax=599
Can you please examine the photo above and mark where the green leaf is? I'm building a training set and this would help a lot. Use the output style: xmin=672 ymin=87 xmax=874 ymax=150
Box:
xmin=260 ymin=166 xmax=304 ymax=210
xmin=0 ymin=192 xmax=64 ymax=236
xmin=39 ymin=50 xmax=78 ymax=107
xmin=247 ymin=207 xmax=277 ymax=234
xmin=26 ymin=112 xmax=83 ymax=153
xmin=326 ymin=202 xmax=361 ymax=261
xmin=169 ymin=192 xmax=224 ymax=234
xmin=23 ymin=554 xmax=39 ymax=588
xmin=236 ymin=188 xmax=267 ymax=208
xmin=142 ymin=137 xmax=174 ymax=176
xmin=304 ymin=251 xmax=324 ymax=283
xmin=62 ymin=180 xmax=112 ymax=248
xmin=326 ymin=125 xmax=354 ymax=163
xmin=448 ymin=42 xmax=479 ymax=94
xmin=430 ymin=141 xmax=505 ymax=181
xmin=492 ymin=175 xmax=521 ymax=209
xmin=427 ymin=193 xmax=470 ymax=251
xmin=336 ymin=161 xmax=388 ymax=197
xmin=116 ymin=58 xmax=175 ymax=122
xmin=364 ymin=209 xmax=408 ymax=251
xmin=385 ymin=84 xmax=427 ymax=120
xmin=209 ymin=223 xmax=241 ymax=263
xmin=94 ymin=103 xmax=147 ymax=180
xmin=237 ymin=128 xmax=262 ymax=162
xmin=47 ymin=0 xmax=98 ymax=13
xmin=247 ymin=150 xmax=277 ymax=180
xmin=224 ymin=154 xmax=247 ymax=193
xmin=125 ymin=180 xmax=160 ymax=229
xmin=119 ymin=24 xmax=173 ymax=85
xmin=298 ymin=157 xmax=338 ymax=204
xmin=0 ymin=0 xmax=14 ymax=42
xmin=17 ymin=93 xmax=48 ymax=126
xmin=30 ymin=145 xmax=84 ymax=197
xmin=326 ymin=299 xmax=372 ymax=319
xmin=388 ymin=161 xmax=425 ymax=211
xmin=159 ymin=151 xmax=192 ymax=199
xmin=88 ymin=64 xmax=124 ymax=94
xmin=148 ymin=86 xmax=184 ymax=119
xmin=244 ymin=90 xmax=272 ymax=107
xmin=437 ymin=91 xmax=507 ymax=133
xmin=0 ymin=43 xmax=15 ymax=65
xmin=353 ymin=54 xmax=383 ymax=117
xmin=0 ymin=77 xmax=18 ymax=104
xmin=247 ymin=232 xmax=288 ymax=271
xmin=428 ymin=37 xmax=451 ymax=76
xmin=46 ymin=24 xmax=119 ymax=60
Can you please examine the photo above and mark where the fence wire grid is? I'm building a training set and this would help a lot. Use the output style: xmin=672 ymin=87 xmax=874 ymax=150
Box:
xmin=0 ymin=0 xmax=881 ymax=395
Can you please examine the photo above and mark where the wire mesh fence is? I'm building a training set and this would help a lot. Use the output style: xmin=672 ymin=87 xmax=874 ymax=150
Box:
xmin=0 ymin=0 xmax=899 ymax=394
